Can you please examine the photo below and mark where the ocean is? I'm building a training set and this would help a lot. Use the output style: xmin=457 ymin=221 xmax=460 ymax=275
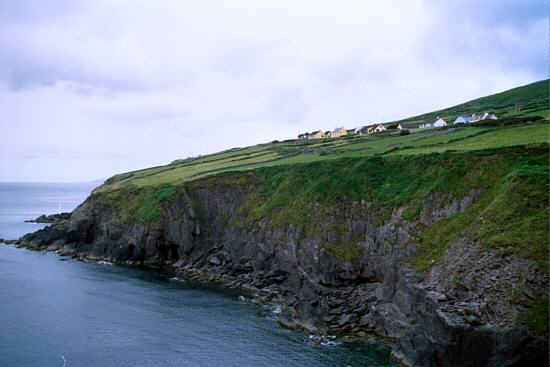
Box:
xmin=0 ymin=182 xmax=397 ymax=367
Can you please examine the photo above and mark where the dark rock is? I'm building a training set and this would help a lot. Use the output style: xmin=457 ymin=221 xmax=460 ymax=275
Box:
xmin=338 ymin=314 xmax=356 ymax=328
xmin=322 ymin=315 xmax=336 ymax=323
xmin=25 ymin=212 xmax=71 ymax=224
xmin=208 ymin=256 xmax=222 ymax=266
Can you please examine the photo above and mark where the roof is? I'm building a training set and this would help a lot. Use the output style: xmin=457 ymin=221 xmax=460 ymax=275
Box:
xmin=422 ymin=117 xmax=444 ymax=125
xmin=310 ymin=130 xmax=321 ymax=134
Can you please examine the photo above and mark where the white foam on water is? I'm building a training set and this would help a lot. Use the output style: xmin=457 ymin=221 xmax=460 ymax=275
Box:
xmin=308 ymin=334 xmax=341 ymax=347
xmin=321 ymin=340 xmax=341 ymax=347
xmin=272 ymin=305 xmax=282 ymax=314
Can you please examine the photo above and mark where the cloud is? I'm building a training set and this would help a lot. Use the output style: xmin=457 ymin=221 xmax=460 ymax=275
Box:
xmin=0 ymin=0 xmax=547 ymax=181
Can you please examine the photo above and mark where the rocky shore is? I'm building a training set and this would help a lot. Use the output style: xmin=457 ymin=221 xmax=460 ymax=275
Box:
xmin=16 ymin=151 xmax=549 ymax=367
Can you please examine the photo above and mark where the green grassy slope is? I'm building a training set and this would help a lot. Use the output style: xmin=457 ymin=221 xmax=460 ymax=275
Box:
xmin=100 ymin=120 xmax=548 ymax=192
xmin=98 ymin=79 xmax=548 ymax=192
xmin=393 ymin=79 xmax=549 ymax=126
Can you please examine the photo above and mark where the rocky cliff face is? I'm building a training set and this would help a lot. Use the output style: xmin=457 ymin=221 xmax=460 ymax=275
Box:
xmin=19 ymin=151 xmax=548 ymax=367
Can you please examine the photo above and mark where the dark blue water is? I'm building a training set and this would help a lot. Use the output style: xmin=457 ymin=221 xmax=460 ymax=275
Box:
xmin=0 ymin=183 xmax=398 ymax=367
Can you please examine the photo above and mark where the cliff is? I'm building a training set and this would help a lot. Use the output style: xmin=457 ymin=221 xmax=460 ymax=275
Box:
xmin=20 ymin=146 xmax=549 ymax=366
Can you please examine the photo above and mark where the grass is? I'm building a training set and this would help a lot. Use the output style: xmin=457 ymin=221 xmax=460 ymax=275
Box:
xmin=393 ymin=79 xmax=549 ymax=127
xmin=96 ymin=121 xmax=548 ymax=193
xmin=97 ymin=80 xmax=548 ymax=193
xmin=391 ymin=123 xmax=549 ymax=155
xmin=519 ymin=297 xmax=549 ymax=335
xmin=103 ymin=184 xmax=178 ymax=223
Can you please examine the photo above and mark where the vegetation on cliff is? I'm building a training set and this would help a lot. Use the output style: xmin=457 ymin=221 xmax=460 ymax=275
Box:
xmin=410 ymin=147 xmax=548 ymax=272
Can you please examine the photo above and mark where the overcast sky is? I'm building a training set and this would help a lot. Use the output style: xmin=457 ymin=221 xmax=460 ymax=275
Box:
xmin=0 ymin=0 xmax=547 ymax=182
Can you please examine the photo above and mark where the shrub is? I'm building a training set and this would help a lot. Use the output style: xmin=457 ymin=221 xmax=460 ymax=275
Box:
xmin=475 ymin=115 xmax=544 ymax=127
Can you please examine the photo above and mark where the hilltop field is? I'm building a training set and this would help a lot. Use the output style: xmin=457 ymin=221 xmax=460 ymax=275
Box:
xmin=100 ymin=79 xmax=549 ymax=192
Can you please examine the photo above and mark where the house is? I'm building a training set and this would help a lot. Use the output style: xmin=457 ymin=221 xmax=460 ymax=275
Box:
xmin=454 ymin=115 xmax=472 ymax=124
xmin=324 ymin=130 xmax=331 ymax=137
xmin=433 ymin=118 xmax=447 ymax=127
xmin=308 ymin=130 xmax=325 ymax=139
xmin=357 ymin=126 xmax=370 ymax=135
xmin=471 ymin=112 xmax=498 ymax=122
xmin=298 ymin=133 xmax=306 ymax=139
xmin=371 ymin=124 xmax=387 ymax=133
xmin=357 ymin=124 xmax=386 ymax=135
xmin=346 ymin=128 xmax=356 ymax=135
xmin=386 ymin=123 xmax=403 ymax=130
xmin=420 ymin=117 xmax=447 ymax=128
xmin=330 ymin=127 xmax=347 ymax=138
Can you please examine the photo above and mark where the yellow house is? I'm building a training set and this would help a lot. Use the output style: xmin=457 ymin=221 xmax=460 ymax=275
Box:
xmin=308 ymin=130 xmax=325 ymax=139
xmin=330 ymin=127 xmax=347 ymax=138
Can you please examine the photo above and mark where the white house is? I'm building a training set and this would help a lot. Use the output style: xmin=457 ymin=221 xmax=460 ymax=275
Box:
xmin=454 ymin=115 xmax=472 ymax=124
xmin=357 ymin=124 xmax=387 ymax=134
xmin=420 ymin=117 xmax=447 ymax=128
xmin=434 ymin=118 xmax=447 ymax=127
xmin=471 ymin=112 xmax=498 ymax=122
xmin=371 ymin=124 xmax=387 ymax=133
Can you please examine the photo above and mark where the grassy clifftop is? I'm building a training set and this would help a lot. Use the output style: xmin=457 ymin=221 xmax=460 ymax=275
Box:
xmin=98 ymin=122 xmax=548 ymax=193
xmin=97 ymin=79 xmax=548 ymax=193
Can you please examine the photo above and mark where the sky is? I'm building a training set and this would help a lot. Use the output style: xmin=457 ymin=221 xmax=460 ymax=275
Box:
xmin=0 ymin=0 xmax=547 ymax=182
